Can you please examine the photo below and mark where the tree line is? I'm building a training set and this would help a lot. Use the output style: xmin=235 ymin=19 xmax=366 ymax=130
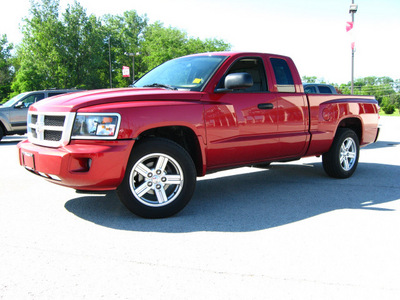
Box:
xmin=302 ymin=76 xmax=400 ymax=114
xmin=1 ymin=0 xmax=399 ymax=115
xmin=0 ymin=0 xmax=230 ymax=102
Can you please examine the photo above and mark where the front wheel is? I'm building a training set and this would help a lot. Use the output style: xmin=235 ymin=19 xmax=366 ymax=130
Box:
xmin=322 ymin=128 xmax=360 ymax=179
xmin=117 ymin=138 xmax=197 ymax=218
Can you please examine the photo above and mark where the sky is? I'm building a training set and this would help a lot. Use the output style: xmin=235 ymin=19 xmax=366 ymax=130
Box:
xmin=1 ymin=0 xmax=400 ymax=84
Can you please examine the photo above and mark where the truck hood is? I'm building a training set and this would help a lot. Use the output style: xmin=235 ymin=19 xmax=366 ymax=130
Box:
xmin=30 ymin=88 xmax=204 ymax=112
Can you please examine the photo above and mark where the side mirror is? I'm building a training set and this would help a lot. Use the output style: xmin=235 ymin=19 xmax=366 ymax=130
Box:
xmin=14 ymin=101 xmax=25 ymax=109
xmin=215 ymin=72 xmax=253 ymax=93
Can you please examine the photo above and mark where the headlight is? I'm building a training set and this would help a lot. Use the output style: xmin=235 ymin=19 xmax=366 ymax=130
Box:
xmin=71 ymin=113 xmax=121 ymax=139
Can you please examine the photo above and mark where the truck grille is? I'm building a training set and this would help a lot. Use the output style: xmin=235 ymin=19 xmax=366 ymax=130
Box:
xmin=27 ymin=112 xmax=76 ymax=147
xmin=45 ymin=115 xmax=66 ymax=127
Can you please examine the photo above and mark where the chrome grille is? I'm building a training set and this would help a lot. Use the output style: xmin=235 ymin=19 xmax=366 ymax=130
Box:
xmin=27 ymin=112 xmax=76 ymax=147
xmin=44 ymin=130 xmax=63 ymax=141
xmin=31 ymin=115 xmax=38 ymax=124
xmin=44 ymin=115 xmax=65 ymax=126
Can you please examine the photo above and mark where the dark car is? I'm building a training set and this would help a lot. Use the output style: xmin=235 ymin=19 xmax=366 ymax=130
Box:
xmin=303 ymin=83 xmax=337 ymax=94
xmin=0 ymin=89 xmax=82 ymax=141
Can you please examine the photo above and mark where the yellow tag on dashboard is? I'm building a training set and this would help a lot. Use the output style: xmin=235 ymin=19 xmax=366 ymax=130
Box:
xmin=192 ymin=78 xmax=202 ymax=84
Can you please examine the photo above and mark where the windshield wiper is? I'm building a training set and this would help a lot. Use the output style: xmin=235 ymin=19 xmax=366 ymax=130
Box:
xmin=143 ymin=83 xmax=177 ymax=90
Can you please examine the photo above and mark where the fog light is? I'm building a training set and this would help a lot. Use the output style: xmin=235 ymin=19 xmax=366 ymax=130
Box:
xmin=70 ymin=157 xmax=91 ymax=172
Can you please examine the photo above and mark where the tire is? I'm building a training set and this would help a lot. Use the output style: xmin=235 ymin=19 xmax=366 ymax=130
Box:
xmin=117 ymin=138 xmax=197 ymax=218
xmin=322 ymin=128 xmax=360 ymax=179
xmin=0 ymin=126 xmax=4 ymax=141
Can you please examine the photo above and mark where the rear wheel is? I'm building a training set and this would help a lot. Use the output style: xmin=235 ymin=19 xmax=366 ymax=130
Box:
xmin=322 ymin=128 xmax=360 ymax=178
xmin=0 ymin=126 xmax=4 ymax=141
xmin=117 ymin=138 xmax=196 ymax=218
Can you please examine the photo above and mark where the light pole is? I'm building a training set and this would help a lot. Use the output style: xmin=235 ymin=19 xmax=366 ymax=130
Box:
xmin=349 ymin=2 xmax=358 ymax=95
xmin=124 ymin=52 xmax=140 ymax=85
xmin=109 ymin=37 xmax=112 ymax=88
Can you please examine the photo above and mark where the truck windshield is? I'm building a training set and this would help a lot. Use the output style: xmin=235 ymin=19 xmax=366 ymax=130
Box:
xmin=133 ymin=55 xmax=227 ymax=91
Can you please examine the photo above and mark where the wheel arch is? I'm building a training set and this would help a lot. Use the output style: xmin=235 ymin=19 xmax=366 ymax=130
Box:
xmin=135 ymin=125 xmax=204 ymax=176
xmin=337 ymin=117 xmax=362 ymax=143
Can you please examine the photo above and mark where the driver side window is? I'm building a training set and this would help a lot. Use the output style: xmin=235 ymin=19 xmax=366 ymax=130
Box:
xmin=219 ymin=57 xmax=268 ymax=93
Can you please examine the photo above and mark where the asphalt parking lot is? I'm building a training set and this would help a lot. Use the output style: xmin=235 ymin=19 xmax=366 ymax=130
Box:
xmin=1 ymin=116 xmax=400 ymax=299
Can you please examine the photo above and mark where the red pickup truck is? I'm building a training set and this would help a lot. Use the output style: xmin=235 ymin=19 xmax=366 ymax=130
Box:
xmin=18 ymin=52 xmax=380 ymax=218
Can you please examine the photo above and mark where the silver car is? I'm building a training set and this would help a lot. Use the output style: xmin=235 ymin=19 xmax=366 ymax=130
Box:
xmin=0 ymin=89 xmax=82 ymax=141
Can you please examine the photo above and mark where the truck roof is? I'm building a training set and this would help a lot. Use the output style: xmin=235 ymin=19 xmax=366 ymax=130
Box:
xmin=184 ymin=51 xmax=292 ymax=60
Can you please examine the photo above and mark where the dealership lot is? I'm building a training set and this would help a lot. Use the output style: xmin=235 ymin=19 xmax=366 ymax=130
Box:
xmin=1 ymin=116 xmax=400 ymax=299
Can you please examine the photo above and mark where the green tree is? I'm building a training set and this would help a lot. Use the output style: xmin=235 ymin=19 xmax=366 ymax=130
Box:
xmin=336 ymin=76 xmax=397 ymax=105
xmin=13 ymin=0 xmax=108 ymax=92
xmin=12 ymin=0 xmax=64 ymax=93
xmin=10 ymin=0 xmax=230 ymax=93
xmin=302 ymin=76 xmax=317 ymax=83
xmin=0 ymin=34 xmax=14 ymax=102
xmin=62 ymin=1 xmax=108 ymax=89
xmin=381 ymin=93 xmax=400 ymax=111
xmin=140 ymin=22 xmax=230 ymax=77
xmin=393 ymin=93 xmax=400 ymax=110
xmin=141 ymin=22 xmax=191 ymax=73
xmin=337 ymin=83 xmax=350 ymax=94
xmin=102 ymin=10 xmax=148 ymax=87
xmin=185 ymin=37 xmax=230 ymax=55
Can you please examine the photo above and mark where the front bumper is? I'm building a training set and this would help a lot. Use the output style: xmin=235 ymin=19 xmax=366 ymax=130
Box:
xmin=17 ymin=139 xmax=135 ymax=190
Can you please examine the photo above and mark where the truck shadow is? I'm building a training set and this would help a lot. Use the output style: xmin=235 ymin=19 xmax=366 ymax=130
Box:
xmin=64 ymin=161 xmax=400 ymax=232
xmin=362 ymin=140 xmax=400 ymax=150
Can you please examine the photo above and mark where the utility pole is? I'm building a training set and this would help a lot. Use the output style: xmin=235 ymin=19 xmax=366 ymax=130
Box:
xmin=349 ymin=2 xmax=358 ymax=95
xmin=124 ymin=52 xmax=141 ymax=85
xmin=109 ymin=37 xmax=112 ymax=88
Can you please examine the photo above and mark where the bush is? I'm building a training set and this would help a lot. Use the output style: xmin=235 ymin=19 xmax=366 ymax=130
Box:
xmin=393 ymin=94 xmax=400 ymax=110
xmin=382 ymin=104 xmax=396 ymax=114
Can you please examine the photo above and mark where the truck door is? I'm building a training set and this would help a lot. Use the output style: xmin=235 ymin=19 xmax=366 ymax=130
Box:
xmin=269 ymin=57 xmax=308 ymax=157
xmin=204 ymin=57 xmax=280 ymax=168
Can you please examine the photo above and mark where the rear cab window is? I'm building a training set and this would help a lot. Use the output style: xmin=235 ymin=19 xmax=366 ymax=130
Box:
xmin=270 ymin=58 xmax=295 ymax=93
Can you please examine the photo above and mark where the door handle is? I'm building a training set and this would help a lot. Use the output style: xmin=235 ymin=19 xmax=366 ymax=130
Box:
xmin=258 ymin=103 xmax=274 ymax=110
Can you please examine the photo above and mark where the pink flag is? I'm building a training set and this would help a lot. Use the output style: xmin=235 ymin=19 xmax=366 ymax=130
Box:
xmin=346 ymin=22 xmax=355 ymax=49
xmin=346 ymin=22 xmax=354 ymax=32
xmin=346 ymin=21 xmax=354 ymax=32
